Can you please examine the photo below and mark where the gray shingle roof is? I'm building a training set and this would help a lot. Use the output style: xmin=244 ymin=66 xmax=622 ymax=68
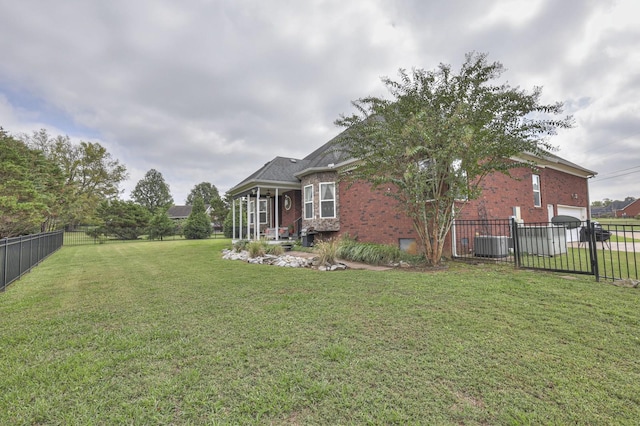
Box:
xmin=166 ymin=205 xmax=211 ymax=219
xmin=302 ymin=129 xmax=352 ymax=169
xmin=228 ymin=124 xmax=596 ymax=196
xmin=227 ymin=156 xmax=311 ymax=195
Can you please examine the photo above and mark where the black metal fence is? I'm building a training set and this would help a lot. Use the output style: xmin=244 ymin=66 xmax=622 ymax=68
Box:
xmin=453 ymin=219 xmax=639 ymax=282
xmin=452 ymin=219 xmax=514 ymax=264
xmin=63 ymin=225 xmax=225 ymax=246
xmin=512 ymin=220 xmax=595 ymax=276
xmin=594 ymin=223 xmax=640 ymax=282
xmin=1 ymin=230 xmax=64 ymax=291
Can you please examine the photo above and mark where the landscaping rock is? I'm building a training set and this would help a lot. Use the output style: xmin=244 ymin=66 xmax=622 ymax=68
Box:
xmin=221 ymin=249 xmax=344 ymax=270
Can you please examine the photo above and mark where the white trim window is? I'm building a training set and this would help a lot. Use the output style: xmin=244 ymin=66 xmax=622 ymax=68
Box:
xmin=304 ymin=184 xmax=314 ymax=219
xmin=248 ymin=200 xmax=255 ymax=225
xmin=259 ymin=199 xmax=267 ymax=224
xmin=532 ymin=174 xmax=541 ymax=207
xmin=319 ymin=182 xmax=336 ymax=218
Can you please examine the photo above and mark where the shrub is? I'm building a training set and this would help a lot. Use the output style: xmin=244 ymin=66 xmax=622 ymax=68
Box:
xmin=95 ymin=200 xmax=151 ymax=240
xmin=233 ymin=240 xmax=249 ymax=251
xmin=265 ymin=244 xmax=284 ymax=256
xmin=337 ymin=238 xmax=417 ymax=266
xmin=247 ymin=240 xmax=266 ymax=258
xmin=315 ymin=238 xmax=339 ymax=265
xmin=147 ymin=211 xmax=175 ymax=241
xmin=236 ymin=240 xmax=285 ymax=257
xmin=183 ymin=197 xmax=212 ymax=240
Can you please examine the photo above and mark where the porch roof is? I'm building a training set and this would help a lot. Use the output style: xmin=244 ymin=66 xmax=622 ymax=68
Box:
xmin=227 ymin=156 xmax=311 ymax=197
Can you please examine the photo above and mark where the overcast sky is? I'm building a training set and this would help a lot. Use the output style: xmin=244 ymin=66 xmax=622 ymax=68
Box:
xmin=1 ymin=0 xmax=638 ymax=204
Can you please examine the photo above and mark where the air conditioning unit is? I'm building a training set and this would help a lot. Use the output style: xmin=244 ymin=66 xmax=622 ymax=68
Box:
xmin=474 ymin=236 xmax=509 ymax=258
xmin=517 ymin=225 xmax=567 ymax=256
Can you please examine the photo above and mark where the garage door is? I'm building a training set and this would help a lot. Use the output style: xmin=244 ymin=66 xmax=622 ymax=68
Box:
xmin=557 ymin=205 xmax=587 ymax=242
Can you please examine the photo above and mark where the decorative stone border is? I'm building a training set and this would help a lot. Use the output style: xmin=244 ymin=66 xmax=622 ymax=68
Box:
xmin=221 ymin=249 xmax=348 ymax=271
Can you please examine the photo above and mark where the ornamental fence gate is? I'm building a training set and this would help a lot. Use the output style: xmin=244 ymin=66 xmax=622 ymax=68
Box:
xmin=452 ymin=218 xmax=639 ymax=282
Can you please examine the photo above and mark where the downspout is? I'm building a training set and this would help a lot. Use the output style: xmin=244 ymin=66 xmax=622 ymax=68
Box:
xmin=451 ymin=218 xmax=458 ymax=257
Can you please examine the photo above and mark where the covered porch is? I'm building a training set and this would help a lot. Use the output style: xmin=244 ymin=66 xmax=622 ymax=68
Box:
xmin=227 ymin=156 xmax=310 ymax=243
xmin=229 ymin=185 xmax=302 ymax=243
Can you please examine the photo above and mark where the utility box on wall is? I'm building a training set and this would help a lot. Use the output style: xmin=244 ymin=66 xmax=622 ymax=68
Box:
xmin=474 ymin=236 xmax=509 ymax=258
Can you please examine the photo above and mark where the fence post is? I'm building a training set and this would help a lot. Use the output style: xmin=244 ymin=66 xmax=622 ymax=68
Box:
xmin=511 ymin=217 xmax=521 ymax=268
xmin=587 ymin=220 xmax=599 ymax=282
xmin=2 ymin=238 xmax=7 ymax=292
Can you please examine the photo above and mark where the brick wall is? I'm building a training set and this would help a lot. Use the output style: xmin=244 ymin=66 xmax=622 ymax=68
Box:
xmin=337 ymin=180 xmax=417 ymax=245
xmin=616 ymin=199 xmax=640 ymax=218
xmin=458 ymin=165 xmax=590 ymax=222
xmin=297 ymin=164 xmax=590 ymax=257
xmin=280 ymin=190 xmax=302 ymax=233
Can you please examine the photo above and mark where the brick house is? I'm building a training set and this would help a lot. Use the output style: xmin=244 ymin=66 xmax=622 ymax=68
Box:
xmin=227 ymin=130 xmax=596 ymax=255
xmin=615 ymin=198 xmax=640 ymax=218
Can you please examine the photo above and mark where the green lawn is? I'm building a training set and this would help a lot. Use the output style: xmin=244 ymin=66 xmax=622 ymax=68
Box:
xmin=1 ymin=240 xmax=639 ymax=424
xmin=517 ymin=246 xmax=640 ymax=281
xmin=595 ymin=218 xmax=639 ymax=226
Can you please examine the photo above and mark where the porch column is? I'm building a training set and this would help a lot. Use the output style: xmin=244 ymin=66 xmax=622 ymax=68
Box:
xmin=232 ymin=198 xmax=236 ymax=240
xmin=275 ymin=188 xmax=280 ymax=241
xmin=239 ymin=198 xmax=243 ymax=240
xmin=246 ymin=195 xmax=250 ymax=241
xmin=255 ymin=188 xmax=260 ymax=240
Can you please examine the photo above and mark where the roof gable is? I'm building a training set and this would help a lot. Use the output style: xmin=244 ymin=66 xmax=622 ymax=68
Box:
xmin=621 ymin=198 xmax=640 ymax=212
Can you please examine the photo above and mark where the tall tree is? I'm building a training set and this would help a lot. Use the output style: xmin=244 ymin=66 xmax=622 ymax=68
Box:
xmin=20 ymin=129 xmax=128 ymax=226
xmin=183 ymin=196 xmax=212 ymax=239
xmin=0 ymin=128 xmax=64 ymax=237
xmin=187 ymin=182 xmax=228 ymax=229
xmin=336 ymin=52 xmax=572 ymax=266
xmin=210 ymin=195 xmax=230 ymax=229
xmin=94 ymin=200 xmax=151 ymax=240
xmin=186 ymin=182 xmax=220 ymax=205
xmin=131 ymin=169 xmax=174 ymax=215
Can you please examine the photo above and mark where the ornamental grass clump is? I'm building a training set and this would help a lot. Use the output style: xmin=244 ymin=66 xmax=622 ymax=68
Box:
xmin=315 ymin=238 xmax=339 ymax=265
xmin=233 ymin=240 xmax=249 ymax=251
xmin=265 ymin=244 xmax=284 ymax=256
xmin=337 ymin=236 xmax=411 ymax=266
xmin=247 ymin=240 xmax=266 ymax=258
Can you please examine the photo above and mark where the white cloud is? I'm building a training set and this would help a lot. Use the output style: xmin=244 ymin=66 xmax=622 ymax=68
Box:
xmin=1 ymin=0 xmax=638 ymax=203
